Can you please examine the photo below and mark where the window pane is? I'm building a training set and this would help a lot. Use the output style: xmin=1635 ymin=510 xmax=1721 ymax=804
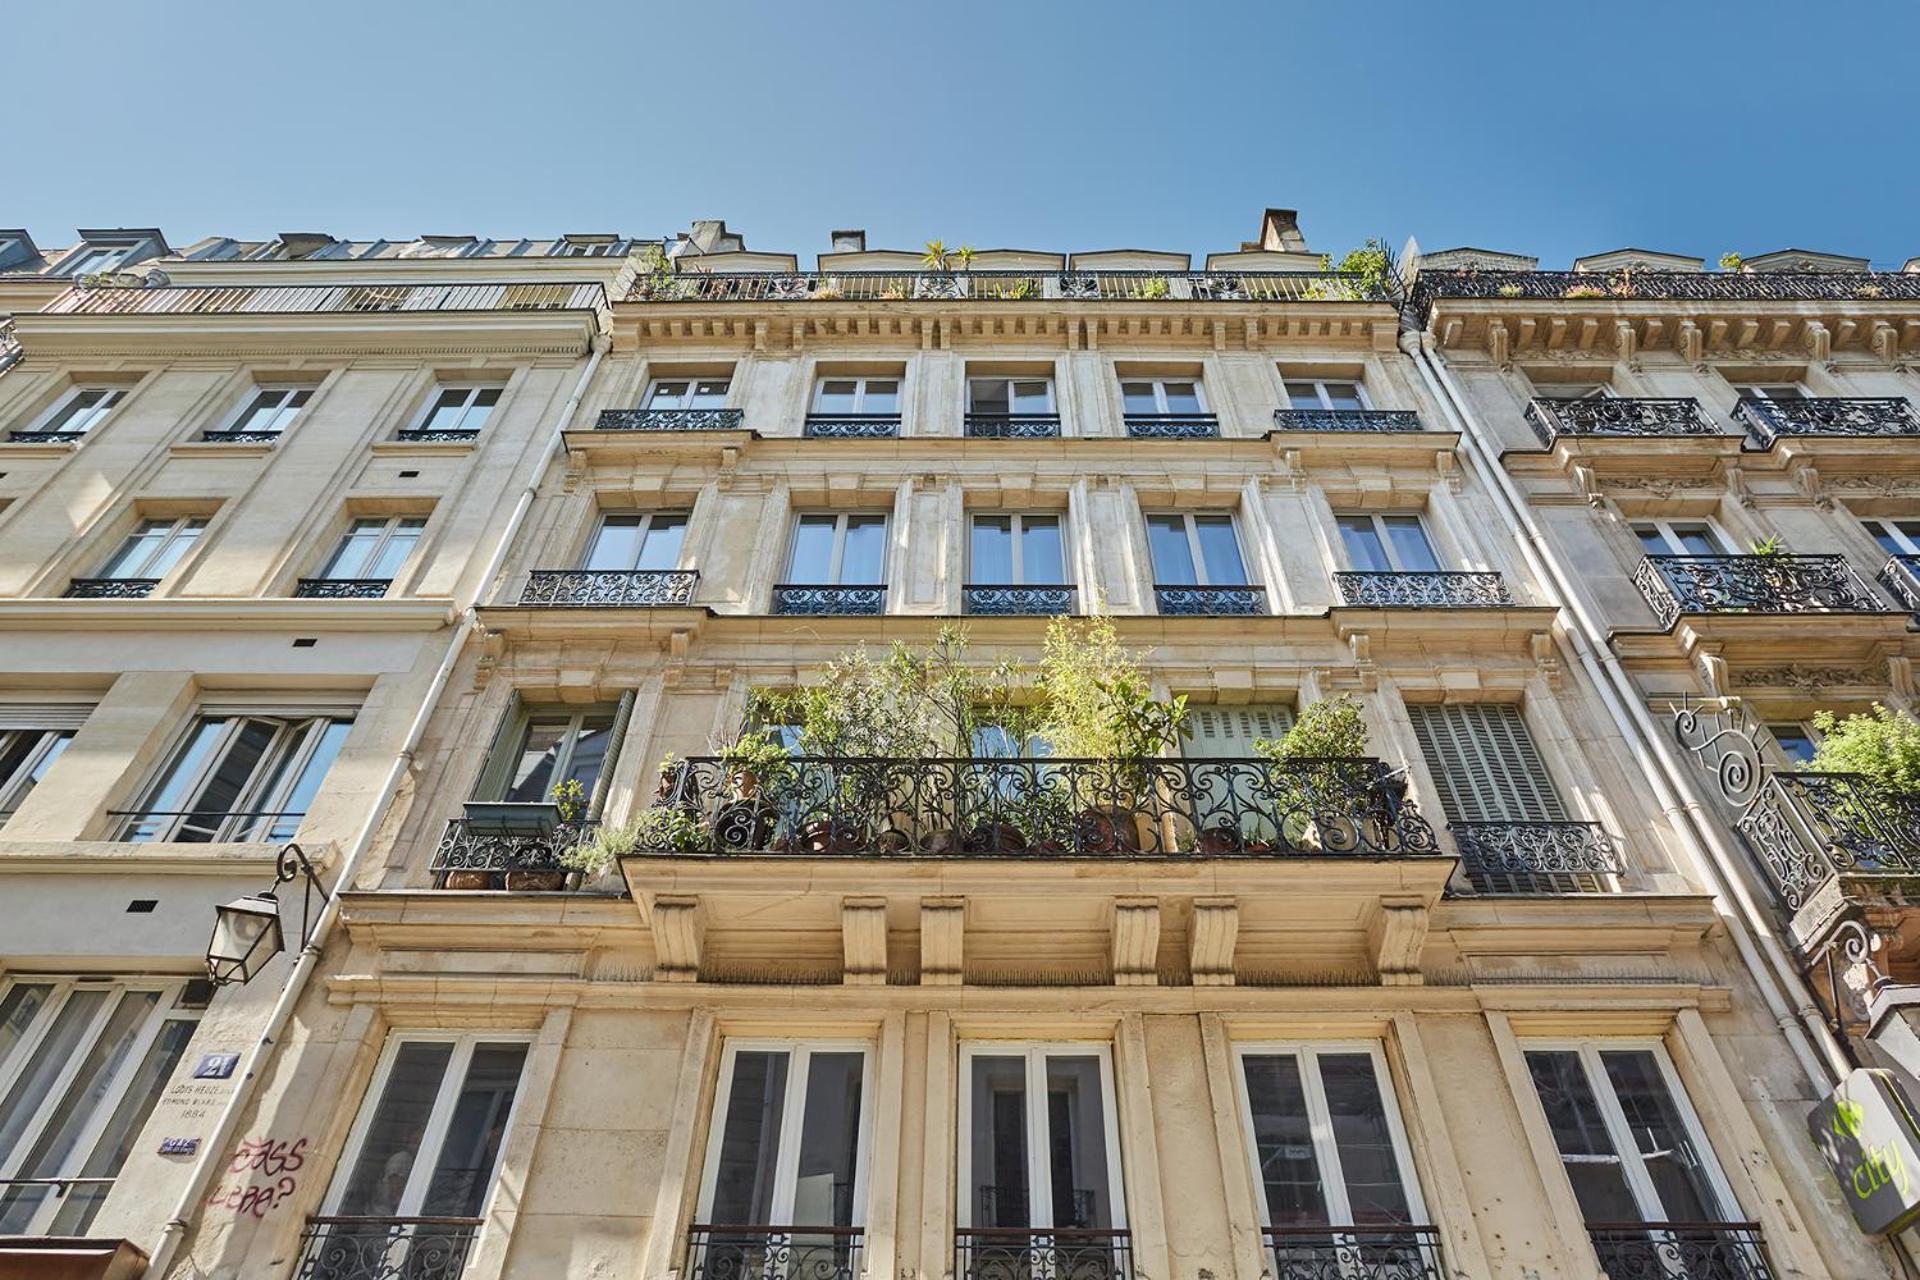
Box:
xmin=789 ymin=516 xmax=838 ymax=580
xmin=1324 ymin=382 xmax=1365 ymax=411
xmin=1147 ymin=515 xmax=1197 ymax=584
xmin=52 ymin=1015 xmax=196 ymax=1233
xmin=1045 ymin=1055 xmax=1113 ymax=1229
xmin=144 ymin=521 xmax=205 ymax=579
xmin=1241 ymin=1054 xmax=1329 ymax=1227
xmin=1871 ymin=524 xmax=1907 ymax=556
xmin=421 ymin=389 xmax=470 ymax=432
xmin=177 ymin=719 xmax=277 ymax=841
xmin=563 ymin=719 xmax=614 ymax=796
xmin=970 ymin=1056 xmax=1029 ymax=1227
xmin=1120 ymin=382 xmax=1158 ymax=415
xmin=1338 ymin=516 xmax=1392 ymax=572
xmin=0 ymin=990 xmax=109 ymax=1167
xmin=814 ymin=381 xmax=858 ymax=414
xmin=1011 ymin=382 xmax=1051 ymax=413
xmin=1633 ymin=525 xmax=1672 ymax=555
xmin=236 ymin=391 xmax=286 ymax=434
xmin=792 ymin=1052 xmax=864 ymax=1228
xmin=1285 ymin=381 xmax=1324 ymax=410
xmin=636 ymin=514 xmax=688 ymax=571
xmin=1162 ymin=382 xmax=1202 ymax=414
xmin=1769 ymin=725 xmax=1817 ymax=765
xmin=1672 ymin=527 xmax=1720 ymax=557
xmin=646 ymin=380 xmax=690 ymax=408
xmin=266 ymin=719 xmax=351 ymax=842
xmin=970 ymin=380 xmax=1010 ymax=415
xmin=0 ymin=730 xmax=69 ymax=815
xmin=690 ymin=380 xmax=731 ymax=408
xmin=586 ymin=516 xmax=644 ymax=571
xmin=101 ymin=523 xmax=170 ymax=578
xmin=711 ymin=1050 xmax=790 ymax=1224
xmin=838 ymin=516 xmax=887 ymax=584
xmin=1599 ymin=1050 xmax=1722 ymax=1223
xmin=503 ymin=720 xmax=569 ymax=803
xmin=324 ymin=521 xmax=388 ymax=578
xmin=336 ymin=1042 xmax=457 ymax=1216
xmin=366 ymin=521 xmax=424 ymax=580
xmin=129 ymin=719 xmax=226 ymax=840
xmin=862 ymin=381 xmax=900 ymax=414
xmin=1020 ymin=517 xmax=1065 ymax=582
xmin=0 ymin=984 xmax=53 ymax=1071
xmin=421 ymin=1043 xmax=528 ymax=1217
xmin=1194 ymin=517 xmax=1247 ymax=584
xmin=972 ymin=516 xmax=1015 ymax=584
xmin=1319 ymin=1054 xmax=1412 ymax=1226
xmin=1382 ymin=517 xmax=1440 ymax=573
xmin=1524 ymin=1050 xmax=1641 ymax=1222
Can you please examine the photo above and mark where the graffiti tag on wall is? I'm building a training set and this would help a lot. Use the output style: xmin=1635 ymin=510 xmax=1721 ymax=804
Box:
xmin=204 ymin=1136 xmax=309 ymax=1218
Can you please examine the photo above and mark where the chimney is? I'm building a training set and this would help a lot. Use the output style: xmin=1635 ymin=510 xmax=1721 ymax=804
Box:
xmin=831 ymin=229 xmax=866 ymax=253
xmin=1249 ymin=208 xmax=1308 ymax=253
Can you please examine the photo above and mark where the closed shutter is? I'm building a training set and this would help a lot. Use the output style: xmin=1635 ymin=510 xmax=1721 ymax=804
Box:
xmin=1183 ymin=704 xmax=1294 ymax=758
xmin=472 ymin=691 xmax=525 ymax=801
xmin=1406 ymin=703 xmax=1566 ymax=822
xmin=587 ymin=689 xmax=638 ymax=819
xmin=0 ymin=703 xmax=94 ymax=731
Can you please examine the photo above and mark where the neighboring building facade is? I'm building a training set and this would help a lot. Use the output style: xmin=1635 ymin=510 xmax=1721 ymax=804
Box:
xmin=0 ymin=212 xmax=1915 ymax=1280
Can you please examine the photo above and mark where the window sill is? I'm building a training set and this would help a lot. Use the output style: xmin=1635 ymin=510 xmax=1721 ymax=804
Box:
xmin=371 ymin=438 xmax=478 ymax=458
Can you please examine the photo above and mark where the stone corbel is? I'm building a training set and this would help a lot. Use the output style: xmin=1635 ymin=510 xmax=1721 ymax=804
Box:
xmin=651 ymin=895 xmax=704 ymax=981
xmin=841 ymin=897 xmax=889 ymax=986
xmin=1676 ymin=318 xmax=1705 ymax=370
xmin=1793 ymin=466 xmax=1830 ymax=510
xmin=920 ymin=897 xmax=964 ymax=986
xmin=1348 ymin=632 xmax=1377 ymax=690
xmin=1800 ymin=319 xmax=1833 ymax=371
xmin=752 ymin=318 xmax=768 ymax=352
xmin=1278 ymin=446 xmax=1304 ymax=492
xmin=1529 ymin=632 xmax=1563 ymax=689
xmin=562 ymin=448 xmax=588 ymax=493
xmin=1486 ymin=320 xmax=1511 ymax=371
xmin=1434 ymin=450 xmax=1462 ymax=494
xmin=1890 ymin=657 xmax=1917 ymax=706
xmin=1695 ymin=649 xmax=1730 ymax=698
xmin=1873 ymin=322 xmax=1902 ymax=368
xmin=472 ymin=628 xmax=506 ymax=689
xmin=1111 ymin=897 xmax=1162 ymax=987
xmin=1189 ymin=897 xmax=1239 ymax=986
xmin=1725 ymin=466 xmax=1755 ymax=509
xmin=1572 ymin=463 xmax=1603 ymax=508
xmin=1614 ymin=320 xmax=1639 ymax=371
xmin=1369 ymin=894 xmax=1429 ymax=986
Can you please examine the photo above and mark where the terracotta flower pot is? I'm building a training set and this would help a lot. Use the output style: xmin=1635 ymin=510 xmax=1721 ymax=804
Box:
xmin=503 ymin=869 xmax=567 ymax=892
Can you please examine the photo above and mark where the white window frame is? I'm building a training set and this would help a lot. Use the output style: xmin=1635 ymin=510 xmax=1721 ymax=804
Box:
xmin=1145 ymin=512 xmax=1249 ymax=586
xmin=1284 ymin=378 xmax=1372 ymax=411
xmin=695 ymin=1038 xmax=875 ymax=1227
xmin=479 ymin=705 xmax=619 ymax=803
xmin=810 ymin=377 xmax=901 ymax=416
xmin=24 ymin=386 xmax=127 ymax=438
xmin=127 ymin=709 xmax=355 ymax=842
xmin=1333 ymin=513 xmax=1443 ymax=573
xmin=98 ymin=517 xmax=208 ymax=580
xmin=968 ymin=513 xmax=1069 ymax=586
xmin=1520 ymin=1038 xmax=1744 ymax=1229
xmin=319 ymin=1031 xmax=533 ymax=1220
xmin=0 ymin=977 xmax=202 ymax=1235
xmin=955 ymin=1042 xmax=1127 ymax=1232
xmin=405 ymin=384 xmax=503 ymax=437
xmin=60 ymin=245 xmax=133 ymax=276
xmin=1733 ymin=382 xmax=1806 ymax=401
xmin=1231 ymin=1041 xmax=1430 ymax=1233
xmin=1533 ymin=382 xmax=1613 ymax=401
xmin=217 ymin=385 xmax=313 ymax=438
xmin=580 ymin=511 xmax=691 ymax=571
xmin=0 ymin=728 xmax=74 ymax=818
xmin=320 ymin=516 xmax=427 ymax=581
xmin=1864 ymin=518 xmax=1920 ymax=557
xmin=1119 ymin=378 xmax=1209 ymax=416
xmin=1630 ymin=519 xmax=1732 ymax=557
xmin=966 ymin=377 xmax=1056 ymax=415
xmin=644 ymin=377 xmax=733 ymax=410
xmin=785 ymin=512 xmax=889 ymax=585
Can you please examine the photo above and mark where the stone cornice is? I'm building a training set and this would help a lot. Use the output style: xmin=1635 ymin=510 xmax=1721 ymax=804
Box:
xmin=0 ymin=597 xmax=457 ymax=632
xmin=11 ymin=309 xmax=602 ymax=359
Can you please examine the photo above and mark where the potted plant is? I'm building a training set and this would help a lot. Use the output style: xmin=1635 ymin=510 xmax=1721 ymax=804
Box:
xmin=504 ymin=779 xmax=584 ymax=891
xmin=560 ymin=804 xmax=707 ymax=879
xmin=1252 ymin=693 xmax=1372 ymax=852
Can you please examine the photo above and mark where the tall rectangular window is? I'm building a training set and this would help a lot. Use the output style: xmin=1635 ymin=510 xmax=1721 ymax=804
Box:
xmin=1632 ymin=520 xmax=1727 ymax=557
xmin=218 ymin=386 xmax=312 ymax=439
xmin=811 ymin=379 xmax=900 ymax=416
xmin=124 ymin=712 xmax=353 ymax=842
xmin=645 ymin=378 xmax=731 ymax=410
xmin=1120 ymin=379 xmax=1206 ymax=416
xmin=478 ymin=707 xmax=618 ymax=806
xmin=406 ymin=385 xmax=501 ymax=439
xmin=1864 ymin=518 xmax=1920 ymax=557
xmin=1406 ymin=702 xmax=1567 ymax=824
xmin=96 ymin=518 xmax=207 ymax=582
xmin=19 ymin=387 xmax=126 ymax=439
xmin=582 ymin=512 xmax=689 ymax=571
xmin=968 ymin=378 xmax=1054 ymax=417
xmin=787 ymin=514 xmax=888 ymax=584
xmin=1285 ymin=379 xmax=1369 ymax=411
xmin=959 ymin=1046 xmax=1123 ymax=1232
xmin=0 ymin=726 xmax=76 ymax=819
xmin=319 ymin=517 xmax=426 ymax=582
xmin=970 ymin=515 xmax=1066 ymax=585
xmin=1337 ymin=515 xmax=1442 ymax=573
xmin=1146 ymin=513 xmax=1248 ymax=586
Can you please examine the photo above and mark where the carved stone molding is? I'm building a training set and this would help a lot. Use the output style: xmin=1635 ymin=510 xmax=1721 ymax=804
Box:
xmin=1734 ymin=665 xmax=1876 ymax=693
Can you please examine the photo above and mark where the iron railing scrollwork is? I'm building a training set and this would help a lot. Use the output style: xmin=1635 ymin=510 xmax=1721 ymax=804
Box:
xmin=1155 ymin=584 xmax=1267 ymax=616
xmin=803 ymin=415 xmax=901 ymax=439
xmin=1523 ymin=397 xmax=1718 ymax=446
xmin=1450 ymin=821 xmax=1623 ymax=894
xmin=685 ymin=1225 xmax=863 ymax=1280
xmin=965 ymin=413 xmax=1062 ymax=439
xmin=1406 ymin=268 xmax=1920 ymax=324
xmin=1262 ymin=1225 xmax=1446 ymax=1280
xmin=294 ymin=578 xmax=390 ymax=599
xmin=1124 ymin=414 xmax=1219 ymax=439
xmin=955 ymin=1227 xmax=1132 ymax=1280
xmin=1272 ymin=408 xmax=1423 ymax=434
xmin=1333 ymin=571 xmax=1514 ymax=608
xmin=520 ymin=568 xmax=699 ymax=608
xmin=964 ymin=584 xmax=1077 ymax=615
xmin=394 ymin=428 xmax=480 ymax=444
xmin=772 ymin=584 xmax=887 ymax=616
xmin=1880 ymin=554 xmax=1920 ymax=615
xmin=429 ymin=816 xmax=597 ymax=887
xmin=1585 ymin=1222 xmax=1774 ymax=1280
xmin=200 ymin=429 xmax=284 ymax=444
xmin=1633 ymin=554 xmax=1888 ymax=629
xmin=595 ymin=407 xmax=744 ymax=432
xmin=629 ymin=270 xmax=1390 ymax=305
xmin=294 ymin=1216 xmax=481 ymax=1280
xmin=1735 ymin=396 xmax=1920 ymax=448
xmin=6 ymin=430 xmax=84 ymax=444
xmin=46 ymin=280 xmax=608 ymax=319
xmin=64 ymin=577 xmax=157 ymax=599
xmin=652 ymin=754 xmax=1439 ymax=860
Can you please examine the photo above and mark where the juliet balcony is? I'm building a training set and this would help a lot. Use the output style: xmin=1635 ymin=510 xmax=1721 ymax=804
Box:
xmin=1265 ymin=1226 xmax=1445 ymax=1280
xmin=964 ymin=413 xmax=1062 ymax=439
xmin=1125 ymin=414 xmax=1219 ymax=440
xmin=803 ymin=414 xmax=901 ymax=439
xmin=1523 ymin=397 xmax=1718 ymax=446
xmin=1632 ymin=554 xmax=1890 ymax=630
xmin=1587 ymin=1222 xmax=1774 ymax=1280
xmin=520 ymin=568 xmax=700 ymax=608
xmin=596 ymin=407 xmax=744 ymax=432
xmin=293 ymin=578 xmax=390 ymax=600
xmin=963 ymin=584 xmax=1077 ymax=615
xmin=1450 ymin=821 xmax=1624 ymax=895
xmin=1272 ymin=408 xmax=1424 ymax=433
xmin=1153 ymin=584 xmax=1267 ymax=616
xmin=1333 ymin=571 xmax=1514 ymax=609
xmin=64 ymin=577 xmax=156 ymax=599
xmin=430 ymin=807 xmax=599 ymax=890
xmin=1734 ymin=396 xmax=1920 ymax=448
xmin=296 ymin=1216 xmax=482 ymax=1280
xmin=772 ymin=584 xmax=887 ymax=616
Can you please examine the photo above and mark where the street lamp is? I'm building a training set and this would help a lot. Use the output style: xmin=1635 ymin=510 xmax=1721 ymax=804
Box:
xmin=205 ymin=844 xmax=328 ymax=986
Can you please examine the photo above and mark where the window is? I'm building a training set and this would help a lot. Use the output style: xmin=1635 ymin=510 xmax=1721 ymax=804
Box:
xmin=0 ymin=978 xmax=203 ymax=1234
xmin=218 ymin=386 xmax=311 ymax=439
xmin=812 ymin=378 xmax=900 ymax=416
xmin=1120 ymin=379 xmax=1207 ymax=416
xmin=1406 ymin=703 xmax=1566 ymax=824
xmin=1146 ymin=513 xmax=1248 ymax=586
xmin=124 ymin=712 xmax=353 ymax=842
xmin=645 ymin=378 xmax=731 ymax=410
xmin=1285 ymin=379 xmax=1369 ymax=411
xmin=1632 ymin=521 xmax=1729 ymax=557
xmin=1864 ymin=518 xmax=1920 ymax=557
xmin=968 ymin=378 xmax=1054 ymax=416
xmin=96 ymin=518 xmax=207 ymax=582
xmin=1235 ymin=1044 xmax=1431 ymax=1264
xmin=1767 ymin=722 xmax=1818 ymax=766
xmin=319 ymin=517 xmax=426 ymax=582
xmin=1534 ymin=382 xmax=1611 ymax=401
xmin=22 ymin=387 xmax=125 ymax=439
xmin=1336 ymin=515 xmax=1442 ymax=573
xmin=582 ymin=512 xmax=688 ymax=571
xmin=1733 ymin=383 xmax=1805 ymax=401
xmin=970 ymin=515 xmax=1065 ymax=585
xmin=1183 ymin=705 xmax=1295 ymax=758
xmin=697 ymin=1042 xmax=869 ymax=1231
xmin=61 ymin=245 xmax=131 ymax=276
xmin=0 ymin=715 xmax=80 ymax=818
xmin=1184 ymin=704 xmax=1297 ymax=846
xmin=478 ymin=707 xmax=617 ymax=805
xmin=787 ymin=513 xmax=888 ymax=584
xmin=407 ymin=385 xmax=501 ymax=438
xmin=959 ymin=1045 xmax=1124 ymax=1232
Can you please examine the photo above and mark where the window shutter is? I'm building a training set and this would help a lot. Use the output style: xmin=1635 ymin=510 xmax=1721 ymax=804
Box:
xmin=1407 ymin=703 xmax=1566 ymax=822
xmin=473 ymin=691 xmax=525 ymax=802
xmin=0 ymin=703 xmax=93 ymax=731
xmin=588 ymin=689 xmax=638 ymax=819
xmin=1182 ymin=704 xmax=1295 ymax=758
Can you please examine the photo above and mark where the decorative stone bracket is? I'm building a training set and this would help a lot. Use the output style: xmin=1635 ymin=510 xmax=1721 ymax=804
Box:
xmin=1112 ymin=897 xmax=1163 ymax=986
xmin=1370 ymin=894 xmax=1430 ymax=986
xmin=651 ymin=894 xmax=704 ymax=981
xmin=841 ymin=896 xmax=888 ymax=986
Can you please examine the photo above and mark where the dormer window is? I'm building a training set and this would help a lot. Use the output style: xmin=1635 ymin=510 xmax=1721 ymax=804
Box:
xmin=61 ymin=244 xmax=132 ymax=276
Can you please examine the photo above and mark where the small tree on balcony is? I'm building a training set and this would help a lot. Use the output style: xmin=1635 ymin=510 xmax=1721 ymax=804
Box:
xmin=1809 ymin=703 xmax=1920 ymax=795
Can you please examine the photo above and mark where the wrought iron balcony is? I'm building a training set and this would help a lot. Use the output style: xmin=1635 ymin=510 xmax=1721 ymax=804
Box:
xmin=394 ymin=428 xmax=479 ymax=444
xmin=964 ymin=413 xmax=1062 ymax=439
xmin=1880 ymin=554 xmax=1920 ymax=613
xmin=4 ymin=430 xmax=83 ymax=444
xmin=64 ymin=577 xmax=157 ymax=599
xmin=964 ymin=584 xmax=1077 ymax=615
xmin=199 ymin=428 xmax=282 ymax=444
xmin=429 ymin=816 xmax=597 ymax=889
xmin=1587 ymin=1222 xmax=1773 ymax=1280
xmin=685 ymin=1225 xmax=862 ymax=1280
xmin=1263 ymin=1225 xmax=1444 ymax=1280
xmin=803 ymin=414 xmax=901 ymax=439
xmin=1524 ymin=397 xmax=1718 ymax=446
xmin=294 ymin=578 xmax=389 ymax=599
xmin=1736 ymin=772 xmax=1920 ymax=913
xmin=1450 ymin=821 xmax=1623 ymax=894
xmin=1125 ymin=414 xmax=1219 ymax=439
xmin=595 ymin=407 xmax=744 ymax=432
xmin=956 ymin=1228 xmax=1132 ymax=1280
xmin=1735 ymin=395 xmax=1920 ymax=447
xmin=1632 ymin=554 xmax=1889 ymax=629
xmin=1333 ymin=571 xmax=1514 ymax=609
xmin=651 ymin=754 xmax=1439 ymax=859
xmin=520 ymin=568 xmax=699 ymax=608
xmin=1155 ymin=584 xmax=1267 ymax=615
xmin=772 ymin=584 xmax=886 ymax=616
xmin=1406 ymin=267 xmax=1920 ymax=323
xmin=45 ymin=279 xmax=608 ymax=318
xmin=1272 ymin=408 xmax=1423 ymax=433
xmin=295 ymin=1215 xmax=481 ymax=1280
xmin=631 ymin=270 xmax=1389 ymax=305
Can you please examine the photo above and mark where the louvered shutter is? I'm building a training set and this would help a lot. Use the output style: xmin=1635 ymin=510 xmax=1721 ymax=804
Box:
xmin=1406 ymin=703 xmax=1566 ymax=822
xmin=0 ymin=703 xmax=94 ymax=730
xmin=1183 ymin=704 xmax=1295 ymax=758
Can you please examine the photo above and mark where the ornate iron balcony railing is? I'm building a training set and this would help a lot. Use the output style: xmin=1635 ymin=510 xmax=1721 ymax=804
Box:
xmin=394 ymin=428 xmax=479 ymax=444
xmin=293 ymin=578 xmax=390 ymax=599
xmin=651 ymin=754 xmax=1439 ymax=860
xmin=1734 ymin=395 xmax=1920 ymax=447
xmin=1333 ymin=571 xmax=1514 ymax=608
xmin=65 ymin=577 xmax=157 ymax=599
xmin=1155 ymin=584 xmax=1266 ymax=615
xmin=1406 ymin=267 xmax=1920 ymax=323
xmin=1736 ymin=772 xmax=1920 ymax=912
xmin=964 ymin=413 xmax=1062 ymax=439
xmin=45 ymin=280 xmax=608 ymax=318
xmin=1586 ymin=1222 xmax=1773 ymax=1280
xmin=1124 ymin=414 xmax=1219 ymax=439
xmin=295 ymin=1215 xmax=482 ymax=1280
xmin=1632 ymin=554 xmax=1889 ymax=629
xmin=964 ymin=584 xmax=1077 ymax=615
xmin=520 ymin=568 xmax=699 ymax=608
xmin=5 ymin=430 xmax=84 ymax=444
xmin=1523 ymin=397 xmax=1717 ymax=446
xmin=955 ymin=1228 xmax=1132 ymax=1280
xmin=803 ymin=414 xmax=901 ymax=439
xmin=1263 ymin=1225 xmax=1445 ymax=1280
xmin=200 ymin=428 xmax=283 ymax=444
xmin=595 ymin=407 xmax=744 ymax=432
xmin=429 ymin=816 xmax=597 ymax=889
xmin=1272 ymin=408 xmax=1424 ymax=433
xmin=1450 ymin=821 xmax=1623 ymax=895
xmin=1880 ymin=554 xmax=1920 ymax=614
xmin=631 ymin=270 xmax=1389 ymax=305
xmin=685 ymin=1225 xmax=863 ymax=1280
xmin=772 ymin=584 xmax=886 ymax=616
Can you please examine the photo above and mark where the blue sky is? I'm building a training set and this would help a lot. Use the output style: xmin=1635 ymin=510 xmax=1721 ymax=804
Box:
xmin=7 ymin=0 xmax=1916 ymax=268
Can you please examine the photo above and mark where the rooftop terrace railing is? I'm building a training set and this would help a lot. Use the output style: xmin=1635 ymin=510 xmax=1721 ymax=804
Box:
xmin=1407 ymin=267 xmax=1920 ymax=323
xmin=628 ymin=270 xmax=1391 ymax=304
xmin=42 ymin=280 xmax=608 ymax=318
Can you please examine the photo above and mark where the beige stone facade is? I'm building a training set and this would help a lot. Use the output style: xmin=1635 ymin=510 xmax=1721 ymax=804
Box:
xmin=0 ymin=215 xmax=1916 ymax=1279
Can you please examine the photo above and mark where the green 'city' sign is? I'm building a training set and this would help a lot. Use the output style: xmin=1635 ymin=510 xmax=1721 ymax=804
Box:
xmin=1808 ymin=1068 xmax=1920 ymax=1236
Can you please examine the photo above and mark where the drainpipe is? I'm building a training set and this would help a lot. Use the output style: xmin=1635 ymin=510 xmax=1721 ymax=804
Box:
xmin=145 ymin=328 xmax=611 ymax=1280
xmin=1401 ymin=330 xmax=1850 ymax=1088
